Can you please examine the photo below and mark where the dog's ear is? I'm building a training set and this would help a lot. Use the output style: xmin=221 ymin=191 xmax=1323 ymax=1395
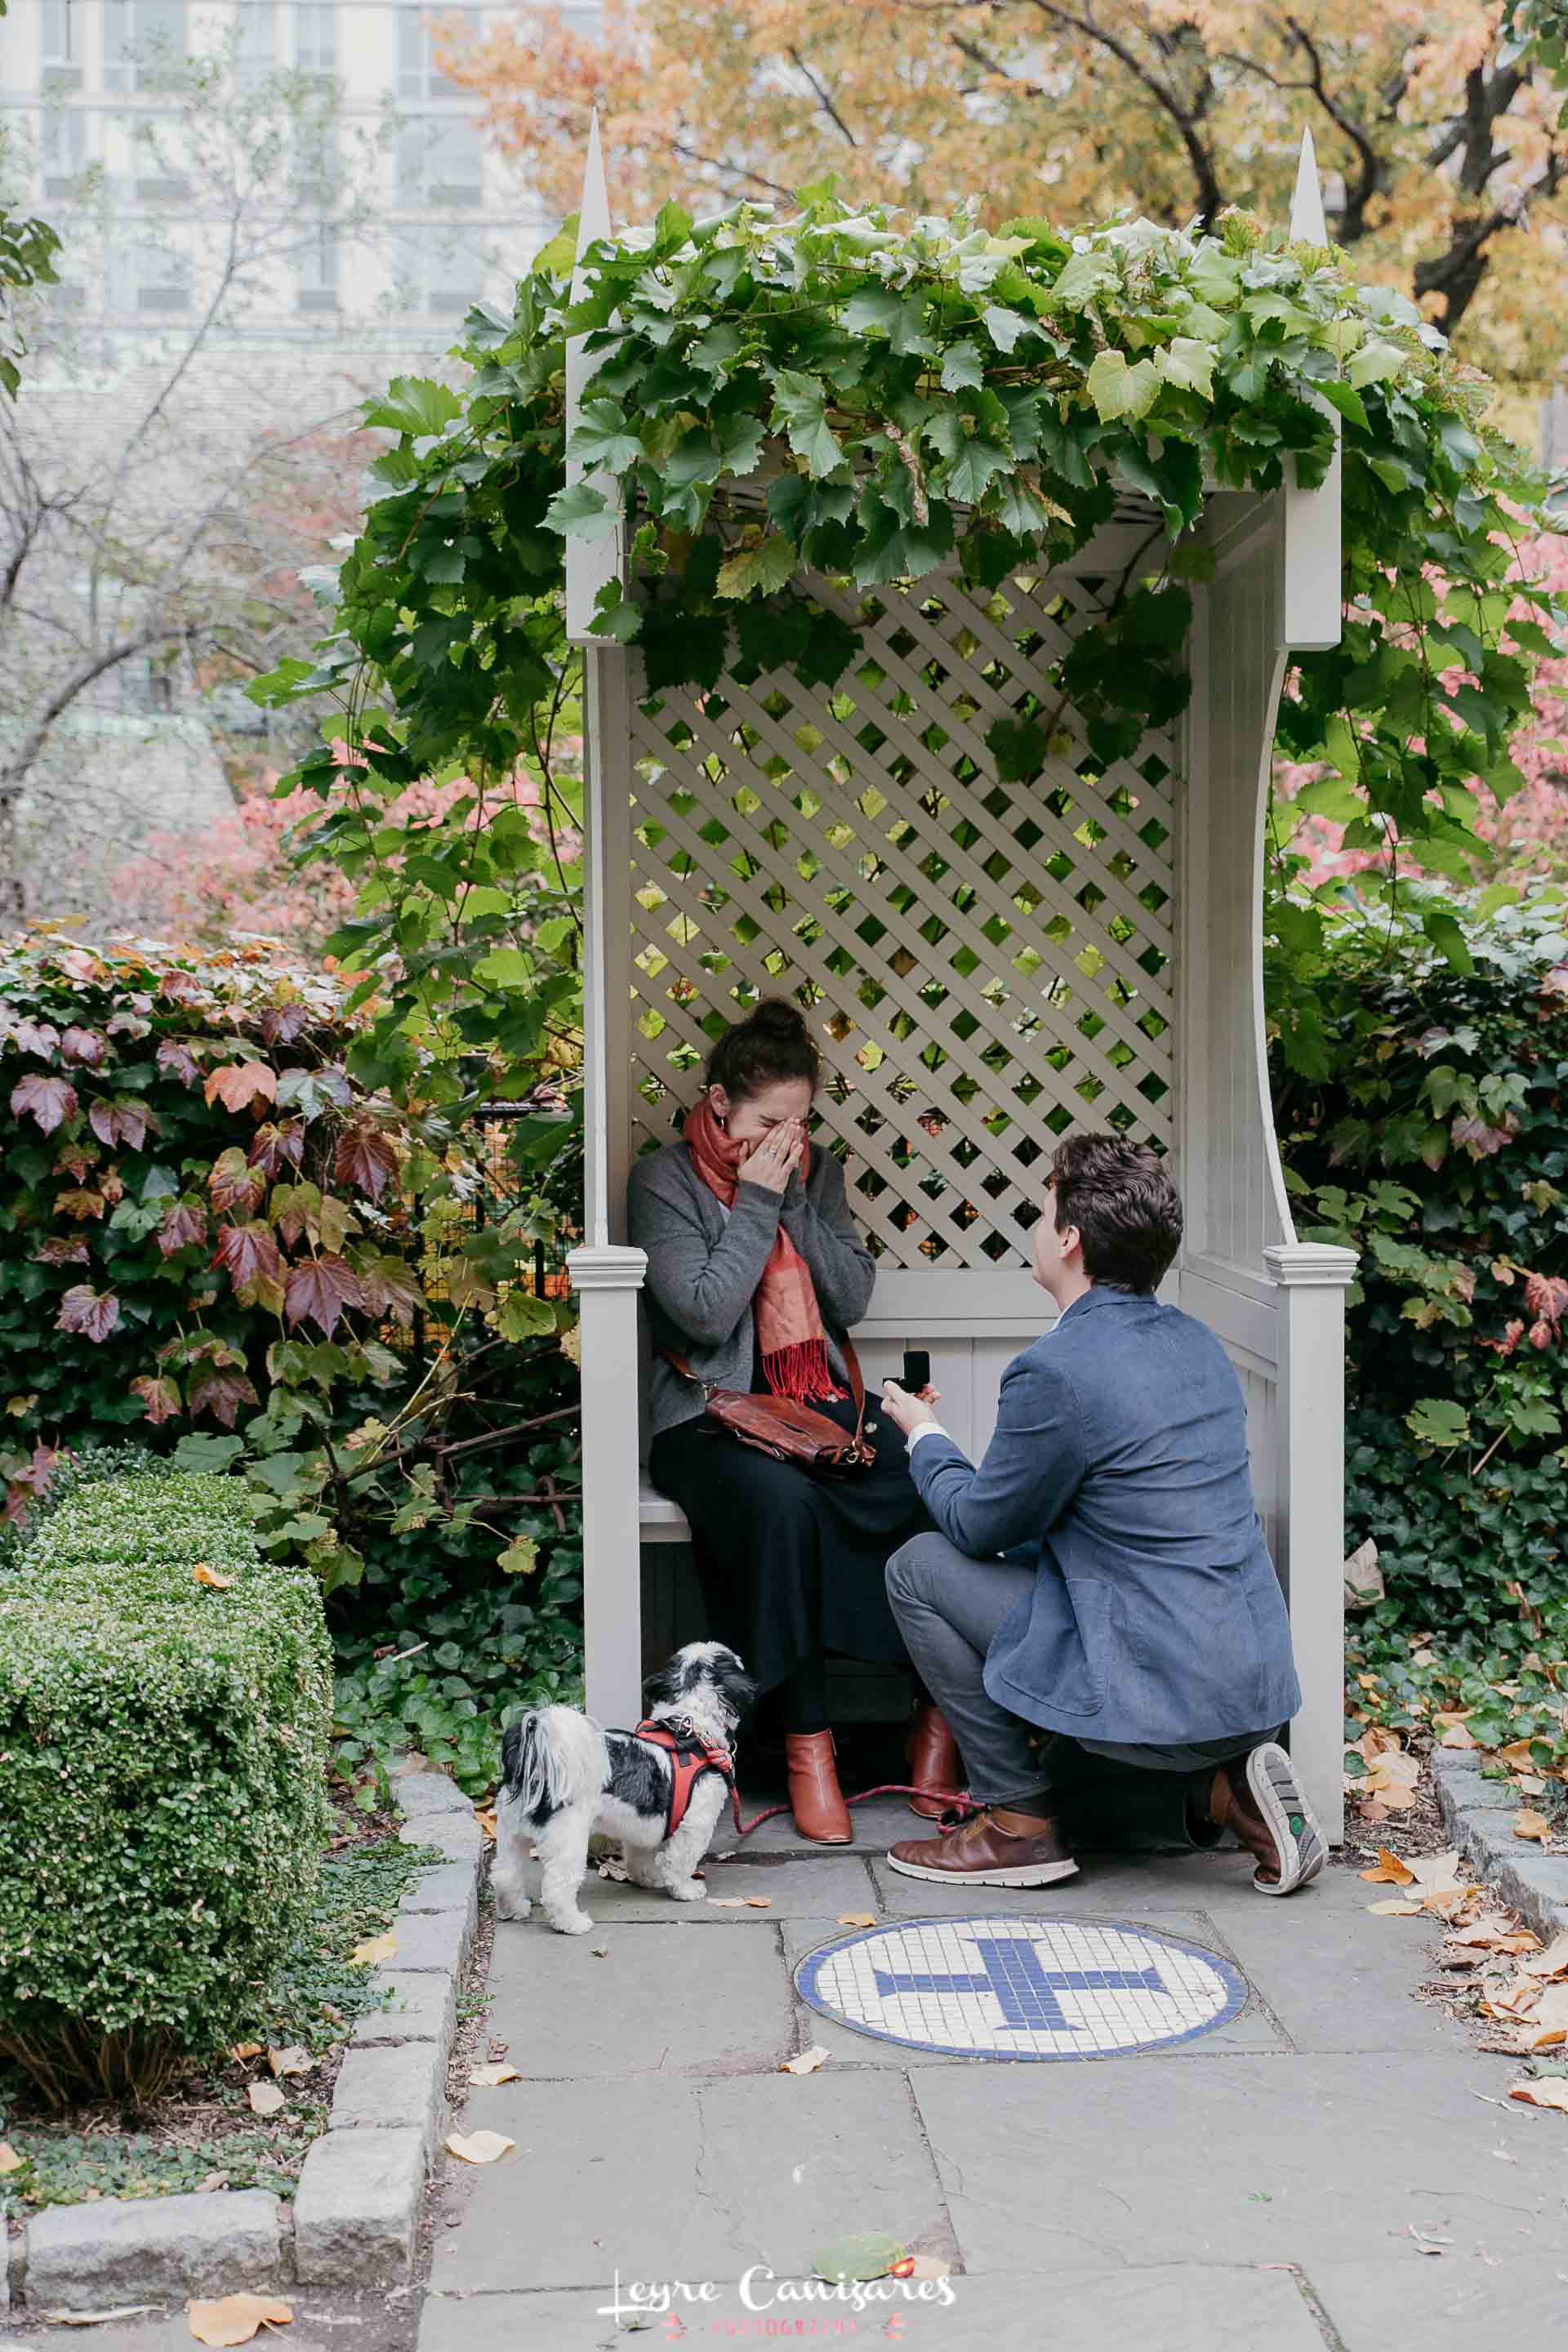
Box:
xmin=641 ymin=1656 xmax=684 ymax=1711
xmin=715 ymin=1650 xmax=757 ymax=1720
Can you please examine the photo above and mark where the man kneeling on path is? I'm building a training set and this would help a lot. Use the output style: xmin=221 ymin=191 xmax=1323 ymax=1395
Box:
xmin=877 ymin=1133 xmax=1325 ymax=1898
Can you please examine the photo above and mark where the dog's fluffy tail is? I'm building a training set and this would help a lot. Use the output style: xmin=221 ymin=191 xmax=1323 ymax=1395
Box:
xmin=500 ymin=1705 xmax=608 ymax=1822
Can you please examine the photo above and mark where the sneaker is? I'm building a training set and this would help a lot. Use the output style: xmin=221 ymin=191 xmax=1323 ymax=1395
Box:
xmin=886 ymin=1806 xmax=1080 ymax=1889
xmin=1211 ymin=1742 xmax=1325 ymax=1895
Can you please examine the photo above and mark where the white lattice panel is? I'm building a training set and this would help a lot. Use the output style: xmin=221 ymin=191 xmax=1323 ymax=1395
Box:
xmin=628 ymin=566 xmax=1178 ymax=1269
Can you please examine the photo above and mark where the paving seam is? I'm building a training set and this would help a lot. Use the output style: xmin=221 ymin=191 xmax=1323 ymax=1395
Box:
xmin=1287 ymin=2263 xmax=1356 ymax=2352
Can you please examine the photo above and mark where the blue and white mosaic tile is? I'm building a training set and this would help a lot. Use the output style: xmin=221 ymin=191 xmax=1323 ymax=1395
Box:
xmin=795 ymin=1915 xmax=1247 ymax=2060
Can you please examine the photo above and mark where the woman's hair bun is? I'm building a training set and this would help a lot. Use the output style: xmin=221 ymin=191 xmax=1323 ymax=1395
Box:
xmin=746 ymin=998 xmax=808 ymax=1039
xmin=705 ymin=995 xmax=821 ymax=1102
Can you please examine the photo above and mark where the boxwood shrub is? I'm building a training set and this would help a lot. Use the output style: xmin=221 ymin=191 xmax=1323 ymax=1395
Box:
xmin=0 ymin=1469 xmax=332 ymax=2106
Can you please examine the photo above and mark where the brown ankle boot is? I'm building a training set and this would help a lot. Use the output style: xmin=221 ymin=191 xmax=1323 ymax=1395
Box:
xmin=906 ymin=1704 xmax=964 ymax=1820
xmin=785 ymin=1731 xmax=853 ymax=1844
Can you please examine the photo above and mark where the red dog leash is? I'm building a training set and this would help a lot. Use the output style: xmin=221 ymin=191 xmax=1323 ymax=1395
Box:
xmin=728 ymin=1779 xmax=979 ymax=1838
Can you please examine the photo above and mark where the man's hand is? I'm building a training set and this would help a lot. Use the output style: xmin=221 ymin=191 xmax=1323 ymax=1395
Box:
xmin=880 ymin=1379 xmax=940 ymax=1439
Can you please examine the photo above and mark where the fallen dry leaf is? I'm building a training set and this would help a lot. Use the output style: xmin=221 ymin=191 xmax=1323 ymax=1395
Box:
xmin=186 ymin=2293 xmax=294 ymax=2347
xmin=247 ymin=2081 xmax=285 ymax=2118
xmin=1440 ymin=1722 xmax=1478 ymax=1750
xmin=0 ymin=2142 xmax=23 ymax=2175
xmin=1405 ymin=1851 xmax=1463 ymax=1890
xmin=42 ymin=2308 xmax=162 ymax=2328
xmin=1513 ymin=1773 xmax=1548 ymax=1796
xmin=1498 ymin=1932 xmax=1544 ymax=1956
xmin=445 ymin=2130 xmax=514 ymax=2165
xmin=1421 ymin=1886 xmax=1478 ymax=1921
xmin=1525 ymin=1932 xmax=1568 ymax=1978
xmin=1508 ymin=2077 xmax=1568 ymax=2113
xmin=350 ymin=1931 xmax=398 ymax=1967
xmin=1513 ymin=1810 xmax=1552 ymax=1842
xmin=231 ymin=2042 xmax=265 ymax=2062
xmin=707 ymin=1896 xmax=748 ymax=1908
xmin=590 ymin=1945 xmax=609 ymax=1958
xmin=779 ymin=2046 xmax=830 ymax=2074
xmin=1497 ymin=1739 xmax=1540 ymax=1768
xmin=1487 ymin=1977 xmax=1543 ymax=2020
xmin=744 ymin=1895 xmax=773 ymax=1909
xmin=902 ymin=2256 xmax=952 ymax=2280
xmin=1367 ymin=1899 xmax=1423 ymax=1915
xmin=467 ymin=2062 xmax=521 ymax=2087
xmin=192 ymin=1565 xmax=233 ymax=1591
xmin=266 ymin=2046 xmax=310 ymax=2079
xmin=1360 ymin=1849 xmax=1415 ymax=1886
xmin=1526 ymin=1984 xmax=1568 ymax=2050
xmin=837 ymin=1913 xmax=877 ymax=1928
xmin=474 ymin=1807 xmax=498 ymax=1841
xmin=1447 ymin=1914 xmax=1524 ymax=1949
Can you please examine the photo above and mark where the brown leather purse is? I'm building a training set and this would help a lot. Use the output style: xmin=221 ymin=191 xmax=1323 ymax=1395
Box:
xmin=666 ymin=1340 xmax=875 ymax=1472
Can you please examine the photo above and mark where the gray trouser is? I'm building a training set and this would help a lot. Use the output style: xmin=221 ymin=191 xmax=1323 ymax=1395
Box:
xmin=886 ymin=1530 xmax=1272 ymax=1842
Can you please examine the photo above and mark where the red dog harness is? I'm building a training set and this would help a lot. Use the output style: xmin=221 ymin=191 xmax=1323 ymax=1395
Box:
xmin=629 ymin=1715 xmax=737 ymax=1840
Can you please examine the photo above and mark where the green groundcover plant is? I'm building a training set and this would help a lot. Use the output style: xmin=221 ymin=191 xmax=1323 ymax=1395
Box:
xmin=0 ymin=1469 xmax=333 ymax=2106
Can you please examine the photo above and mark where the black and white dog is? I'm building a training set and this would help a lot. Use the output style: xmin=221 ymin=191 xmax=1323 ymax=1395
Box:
xmin=492 ymin=1641 xmax=755 ymax=1936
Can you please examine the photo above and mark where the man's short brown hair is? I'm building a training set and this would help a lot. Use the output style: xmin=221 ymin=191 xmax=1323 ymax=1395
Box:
xmin=1047 ymin=1133 xmax=1183 ymax=1294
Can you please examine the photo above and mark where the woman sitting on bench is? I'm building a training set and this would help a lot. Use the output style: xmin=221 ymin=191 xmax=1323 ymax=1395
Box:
xmin=629 ymin=999 xmax=957 ymax=1842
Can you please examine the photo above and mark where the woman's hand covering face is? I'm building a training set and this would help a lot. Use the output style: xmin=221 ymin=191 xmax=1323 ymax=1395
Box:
xmin=737 ymin=1118 xmax=804 ymax=1194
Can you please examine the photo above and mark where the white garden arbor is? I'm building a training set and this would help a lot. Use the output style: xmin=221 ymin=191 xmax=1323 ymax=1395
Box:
xmin=565 ymin=127 xmax=1358 ymax=1839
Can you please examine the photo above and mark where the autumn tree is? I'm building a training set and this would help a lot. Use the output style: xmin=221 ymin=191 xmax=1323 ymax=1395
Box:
xmin=442 ymin=1 xmax=1568 ymax=390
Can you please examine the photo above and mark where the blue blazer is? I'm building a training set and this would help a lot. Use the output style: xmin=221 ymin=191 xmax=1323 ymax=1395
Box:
xmin=908 ymin=1287 xmax=1301 ymax=1747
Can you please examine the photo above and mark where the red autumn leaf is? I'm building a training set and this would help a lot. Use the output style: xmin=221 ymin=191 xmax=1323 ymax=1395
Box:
xmin=11 ymin=1073 xmax=78 ymax=1135
xmin=214 ymin=1220 xmax=285 ymax=1294
xmin=357 ymin=1254 xmax=421 ymax=1328
xmin=88 ymin=1098 xmax=155 ymax=1152
xmin=187 ymin=1365 xmax=260 ymax=1428
xmin=1530 ymin=1319 xmax=1554 ymax=1351
xmin=157 ymin=967 xmax=207 ymax=1005
xmin=34 ymin=1234 xmax=90 ymax=1266
xmin=56 ymin=1285 xmax=120 ymax=1343
xmin=58 ymin=950 xmax=104 ymax=984
xmin=335 ymin=1125 xmax=400 ymax=1203
xmin=209 ymin=1147 xmax=267 ymax=1217
xmin=55 ymin=1189 xmax=105 ymax=1221
xmin=60 ymin=1026 xmax=107 ymax=1069
xmin=130 ymin=1373 xmax=183 ymax=1425
xmin=204 ymin=1062 xmax=278 ymax=1114
xmin=157 ymin=1200 xmax=207 ymax=1258
xmin=156 ymin=1037 xmax=203 ymax=1088
xmin=284 ymin=1254 xmax=364 ymax=1338
xmin=1524 ymin=1272 xmax=1568 ymax=1330
xmin=1479 ymin=1318 xmax=1526 ymax=1358
xmin=1450 ymin=1113 xmax=1513 ymax=1159
xmin=9 ymin=1017 xmax=60 ymax=1058
xmin=54 ymin=1143 xmax=95 ymax=1182
xmin=258 ymin=1003 xmax=310 ymax=1047
xmin=106 ymin=1009 xmax=152 ymax=1039
xmin=247 ymin=1120 xmax=305 ymax=1178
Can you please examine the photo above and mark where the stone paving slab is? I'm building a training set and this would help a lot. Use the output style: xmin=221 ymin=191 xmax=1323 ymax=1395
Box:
xmin=1311 ymin=2252 xmax=1568 ymax=2347
xmin=864 ymin=1846 xmax=1267 ymax=1918
xmin=912 ymin=2050 xmax=1568 ymax=2274
xmin=2 ymin=2293 xmax=418 ymax=2352
xmin=430 ymin=2071 xmax=946 ymax=2295
xmin=1207 ymin=1882 xmax=1470 ymax=2056
xmin=708 ymin=1793 xmax=915 ymax=1860
xmin=502 ymin=1851 xmax=881 ymax=1925
xmin=416 ymin=2264 xmax=1330 ymax=2352
xmin=484 ymin=1917 xmax=795 ymax=2077
xmin=778 ymin=1915 xmax=1291 ymax=2066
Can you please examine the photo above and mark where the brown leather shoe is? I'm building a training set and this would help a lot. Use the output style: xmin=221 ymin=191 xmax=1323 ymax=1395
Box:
xmin=906 ymin=1703 xmax=964 ymax=1820
xmin=1208 ymin=1743 xmax=1325 ymax=1896
xmin=785 ymin=1731 xmax=852 ymax=1844
xmin=887 ymin=1805 xmax=1078 ymax=1887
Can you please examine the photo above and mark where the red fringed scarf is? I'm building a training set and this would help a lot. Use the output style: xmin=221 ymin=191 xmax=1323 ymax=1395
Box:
xmin=684 ymin=1097 xmax=844 ymax=1405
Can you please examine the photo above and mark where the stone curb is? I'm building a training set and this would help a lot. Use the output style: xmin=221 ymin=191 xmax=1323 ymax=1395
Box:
xmin=1431 ymin=1750 xmax=1568 ymax=1940
xmin=4 ymin=1770 xmax=484 ymax=2314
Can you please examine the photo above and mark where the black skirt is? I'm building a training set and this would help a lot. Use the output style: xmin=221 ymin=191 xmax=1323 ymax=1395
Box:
xmin=647 ymin=1390 xmax=931 ymax=1696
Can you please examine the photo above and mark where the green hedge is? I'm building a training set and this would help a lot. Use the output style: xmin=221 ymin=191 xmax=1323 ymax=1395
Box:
xmin=0 ymin=1469 xmax=332 ymax=2105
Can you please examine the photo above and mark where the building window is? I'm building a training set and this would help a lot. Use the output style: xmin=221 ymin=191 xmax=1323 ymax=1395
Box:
xmin=131 ymin=114 xmax=186 ymax=202
xmin=292 ymin=118 xmax=341 ymax=210
xmin=295 ymin=1 xmax=337 ymax=77
xmin=105 ymin=0 xmax=189 ymax=92
xmin=392 ymin=222 xmax=488 ymax=317
xmin=42 ymin=0 xmax=81 ymax=88
xmin=41 ymin=107 xmax=91 ymax=201
xmin=398 ymin=5 xmax=479 ymax=100
xmin=114 ymin=238 xmax=194 ymax=315
xmin=396 ymin=116 xmax=483 ymax=209
xmin=297 ymin=221 xmax=340 ymax=313
xmin=236 ymin=0 xmax=278 ymax=85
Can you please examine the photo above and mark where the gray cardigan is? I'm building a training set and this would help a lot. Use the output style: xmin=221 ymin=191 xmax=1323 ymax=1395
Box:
xmin=626 ymin=1140 xmax=877 ymax=1439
